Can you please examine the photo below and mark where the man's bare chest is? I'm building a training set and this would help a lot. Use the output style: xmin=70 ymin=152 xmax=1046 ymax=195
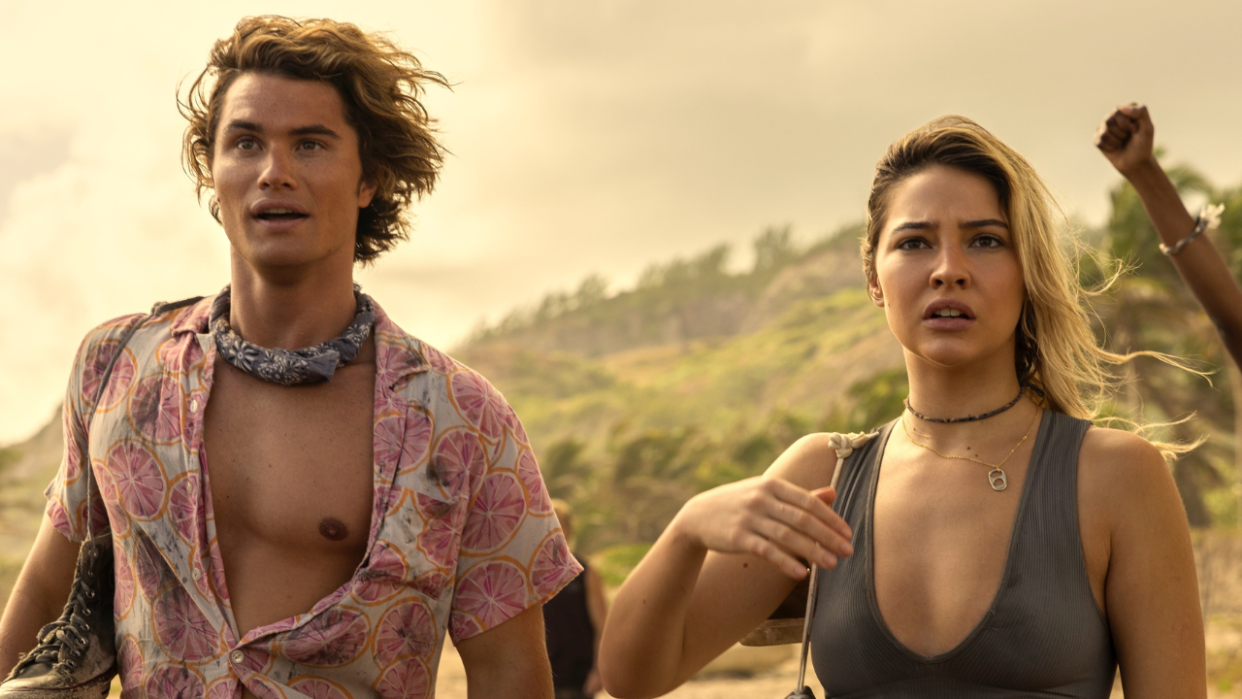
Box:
xmin=202 ymin=357 xmax=376 ymax=551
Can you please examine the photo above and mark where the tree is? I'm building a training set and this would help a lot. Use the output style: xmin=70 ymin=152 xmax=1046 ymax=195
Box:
xmin=1095 ymin=164 xmax=1234 ymax=527
xmin=752 ymin=225 xmax=799 ymax=278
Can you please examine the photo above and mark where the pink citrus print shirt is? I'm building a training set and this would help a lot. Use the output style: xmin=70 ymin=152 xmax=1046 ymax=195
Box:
xmin=45 ymin=294 xmax=581 ymax=699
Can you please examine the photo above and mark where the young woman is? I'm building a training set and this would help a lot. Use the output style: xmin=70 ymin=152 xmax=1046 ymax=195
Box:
xmin=1096 ymin=103 xmax=1242 ymax=367
xmin=599 ymin=117 xmax=1205 ymax=698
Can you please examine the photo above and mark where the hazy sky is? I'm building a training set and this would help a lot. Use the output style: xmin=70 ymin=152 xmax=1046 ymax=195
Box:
xmin=3 ymin=0 xmax=1242 ymax=444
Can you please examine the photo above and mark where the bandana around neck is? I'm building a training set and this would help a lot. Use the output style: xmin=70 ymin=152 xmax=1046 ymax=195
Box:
xmin=210 ymin=284 xmax=376 ymax=385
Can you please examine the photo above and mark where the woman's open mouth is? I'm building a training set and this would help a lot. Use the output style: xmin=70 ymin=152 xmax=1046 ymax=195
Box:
xmin=923 ymin=300 xmax=976 ymax=330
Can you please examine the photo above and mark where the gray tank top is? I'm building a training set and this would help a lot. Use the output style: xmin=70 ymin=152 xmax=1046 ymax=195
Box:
xmin=811 ymin=411 xmax=1116 ymax=697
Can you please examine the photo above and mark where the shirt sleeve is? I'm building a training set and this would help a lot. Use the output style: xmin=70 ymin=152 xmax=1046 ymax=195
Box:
xmin=44 ymin=315 xmax=144 ymax=542
xmin=447 ymin=375 xmax=582 ymax=643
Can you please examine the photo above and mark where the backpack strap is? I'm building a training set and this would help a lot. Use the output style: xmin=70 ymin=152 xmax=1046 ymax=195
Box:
xmin=82 ymin=314 xmax=152 ymax=541
xmin=151 ymin=296 xmax=206 ymax=315
xmin=789 ymin=431 xmax=877 ymax=697
xmin=83 ymin=295 xmax=206 ymax=538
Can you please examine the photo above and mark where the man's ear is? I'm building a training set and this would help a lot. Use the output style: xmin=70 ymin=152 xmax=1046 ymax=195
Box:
xmin=357 ymin=177 xmax=379 ymax=209
xmin=868 ymin=278 xmax=885 ymax=307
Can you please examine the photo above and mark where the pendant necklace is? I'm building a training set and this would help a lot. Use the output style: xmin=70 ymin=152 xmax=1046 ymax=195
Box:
xmin=900 ymin=408 xmax=1040 ymax=491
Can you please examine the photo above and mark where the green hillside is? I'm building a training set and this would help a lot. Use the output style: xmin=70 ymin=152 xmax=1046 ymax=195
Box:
xmin=463 ymin=288 xmax=900 ymax=450
xmin=454 ymin=163 xmax=1242 ymax=553
xmin=0 ymin=412 xmax=63 ymax=606
xmin=456 ymin=228 xmax=910 ymax=551
xmin=460 ymin=287 xmax=906 ymax=551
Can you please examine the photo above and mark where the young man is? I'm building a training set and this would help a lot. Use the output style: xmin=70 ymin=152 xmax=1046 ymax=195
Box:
xmin=0 ymin=16 xmax=580 ymax=699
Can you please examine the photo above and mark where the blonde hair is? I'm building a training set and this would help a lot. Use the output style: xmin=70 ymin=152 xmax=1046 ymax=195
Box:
xmin=863 ymin=116 xmax=1196 ymax=430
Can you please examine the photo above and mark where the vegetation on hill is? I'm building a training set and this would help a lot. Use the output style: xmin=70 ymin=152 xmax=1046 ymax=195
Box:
xmin=461 ymin=163 xmax=1242 ymax=556
xmin=464 ymin=225 xmax=865 ymax=357
xmin=1085 ymin=164 xmax=1242 ymax=528
xmin=459 ymin=284 xmax=908 ymax=551
xmin=0 ymin=431 xmax=62 ymax=607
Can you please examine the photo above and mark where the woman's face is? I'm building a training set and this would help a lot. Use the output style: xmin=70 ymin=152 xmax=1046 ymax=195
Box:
xmin=870 ymin=165 xmax=1025 ymax=371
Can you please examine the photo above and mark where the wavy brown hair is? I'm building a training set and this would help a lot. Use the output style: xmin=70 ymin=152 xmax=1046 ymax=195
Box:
xmin=179 ymin=15 xmax=449 ymax=264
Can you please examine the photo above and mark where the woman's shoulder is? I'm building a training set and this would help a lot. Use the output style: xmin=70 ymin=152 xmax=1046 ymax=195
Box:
xmin=1076 ymin=422 xmax=1179 ymax=526
xmin=1078 ymin=423 xmax=1168 ymax=479
xmin=767 ymin=426 xmax=889 ymax=491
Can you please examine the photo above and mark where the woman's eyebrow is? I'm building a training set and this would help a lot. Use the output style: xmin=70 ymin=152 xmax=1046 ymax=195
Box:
xmin=962 ymin=218 xmax=1009 ymax=229
xmin=892 ymin=220 xmax=934 ymax=232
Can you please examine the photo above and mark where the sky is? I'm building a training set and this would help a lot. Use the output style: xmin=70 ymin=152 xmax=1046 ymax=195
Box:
xmin=3 ymin=0 xmax=1242 ymax=444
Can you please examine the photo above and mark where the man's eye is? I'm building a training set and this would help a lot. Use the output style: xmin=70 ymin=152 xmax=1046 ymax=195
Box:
xmin=299 ymin=140 xmax=323 ymax=151
xmin=236 ymin=138 xmax=258 ymax=150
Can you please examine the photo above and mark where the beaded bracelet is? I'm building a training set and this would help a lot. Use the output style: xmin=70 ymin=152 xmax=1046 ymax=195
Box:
xmin=1161 ymin=203 xmax=1225 ymax=256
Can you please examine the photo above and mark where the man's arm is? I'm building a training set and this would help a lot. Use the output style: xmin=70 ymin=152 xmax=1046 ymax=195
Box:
xmin=0 ymin=516 xmax=81 ymax=677
xmin=1095 ymin=103 xmax=1242 ymax=365
xmin=455 ymin=604 xmax=553 ymax=699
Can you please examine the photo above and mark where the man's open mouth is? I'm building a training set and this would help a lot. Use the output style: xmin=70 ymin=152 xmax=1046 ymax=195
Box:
xmin=255 ymin=208 xmax=308 ymax=221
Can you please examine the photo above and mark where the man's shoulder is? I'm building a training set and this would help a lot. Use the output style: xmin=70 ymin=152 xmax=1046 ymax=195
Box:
xmin=371 ymin=307 xmax=491 ymax=387
xmin=69 ymin=295 xmax=214 ymax=383
xmin=79 ymin=295 xmax=212 ymax=346
xmin=80 ymin=312 xmax=148 ymax=345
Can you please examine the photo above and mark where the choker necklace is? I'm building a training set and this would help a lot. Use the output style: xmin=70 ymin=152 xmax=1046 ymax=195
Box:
xmin=900 ymin=408 xmax=1039 ymax=491
xmin=904 ymin=385 xmax=1026 ymax=424
xmin=210 ymin=284 xmax=375 ymax=386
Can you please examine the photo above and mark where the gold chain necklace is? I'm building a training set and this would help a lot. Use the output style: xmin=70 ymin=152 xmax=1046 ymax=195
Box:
xmin=900 ymin=408 xmax=1039 ymax=491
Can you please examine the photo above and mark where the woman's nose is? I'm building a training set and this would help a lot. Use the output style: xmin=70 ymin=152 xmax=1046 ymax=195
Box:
xmin=929 ymin=244 xmax=969 ymax=289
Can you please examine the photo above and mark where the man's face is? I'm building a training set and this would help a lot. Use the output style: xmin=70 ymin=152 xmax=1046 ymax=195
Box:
xmin=210 ymin=73 xmax=378 ymax=272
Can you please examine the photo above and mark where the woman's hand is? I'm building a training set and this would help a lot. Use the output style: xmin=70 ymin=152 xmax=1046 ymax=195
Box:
xmin=1095 ymin=103 xmax=1157 ymax=178
xmin=669 ymin=476 xmax=854 ymax=579
xmin=600 ymin=436 xmax=849 ymax=698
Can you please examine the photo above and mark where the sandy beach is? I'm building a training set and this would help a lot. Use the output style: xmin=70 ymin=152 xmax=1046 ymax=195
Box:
xmin=433 ymin=641 xmax=828 ymax=699
xmin=430 ymin=614 xmax=1242 ymax=699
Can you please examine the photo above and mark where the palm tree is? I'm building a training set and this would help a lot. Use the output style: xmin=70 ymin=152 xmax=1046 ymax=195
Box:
xmin=1092 ymin=164 xmax=1236 ymax=527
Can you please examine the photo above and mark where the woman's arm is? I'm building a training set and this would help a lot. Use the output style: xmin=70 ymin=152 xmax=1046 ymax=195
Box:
xmin=598 ymin=435 xmax=854 ymax=699
xmin=1078 ymin=428 xmax=1205 ymax=698
xmin=1095 ymin=103 xmax=1242 ymax=365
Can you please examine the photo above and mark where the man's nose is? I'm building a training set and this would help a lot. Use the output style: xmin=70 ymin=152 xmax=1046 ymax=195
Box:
xmin=258 ymin=149 xmax=296 ymax=190
xmin=929 ymin=244 xmax=969 ymax=289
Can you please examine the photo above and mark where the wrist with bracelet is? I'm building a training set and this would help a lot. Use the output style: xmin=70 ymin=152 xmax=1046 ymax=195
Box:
xmin=1161 ymin=203 xmax=1225 ymax=256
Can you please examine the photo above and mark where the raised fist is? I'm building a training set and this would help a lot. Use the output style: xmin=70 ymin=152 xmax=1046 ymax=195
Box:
xmin=1094 ymin=103 xmax=1156 ymax=177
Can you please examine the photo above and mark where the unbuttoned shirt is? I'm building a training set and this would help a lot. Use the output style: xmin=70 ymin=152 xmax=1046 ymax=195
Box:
xmin=45 ymin=294 xmax=581 ymax=699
